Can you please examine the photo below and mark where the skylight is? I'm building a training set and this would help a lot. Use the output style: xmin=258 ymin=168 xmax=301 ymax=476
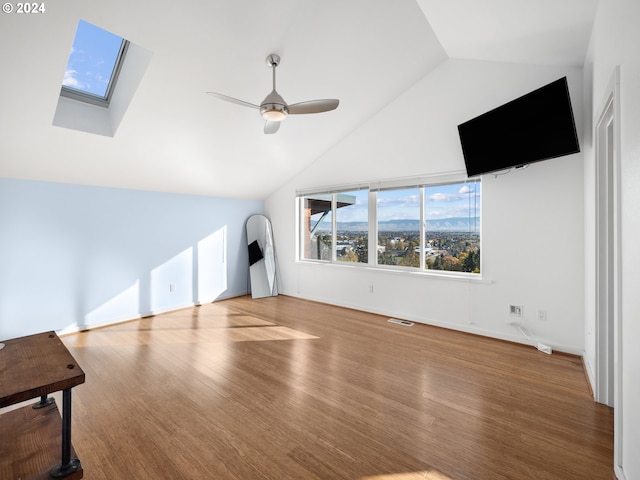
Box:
xmin=61 ymin=20 xmax=128 ymax=106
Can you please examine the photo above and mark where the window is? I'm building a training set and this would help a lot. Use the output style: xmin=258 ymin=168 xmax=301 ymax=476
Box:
xmin=335 ymin=190 xmax=368 ymax=263
xmin=299 ymin=190 xmax=368 ymax=263
xmin=300 ymin=194 xmax=333 ymax=261
xmin=61 ymin=20 xmax=129 ymax=106
xmin=424 ymin=180 xmax=480 ymax=273
xmin=298 ymin=176 xmax=481 ymax=275
xmin=377 ymin=188 xmax=420 ymax=267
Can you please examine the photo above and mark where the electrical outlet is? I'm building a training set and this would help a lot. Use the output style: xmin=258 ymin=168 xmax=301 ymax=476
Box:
xmin=369 ymin=285 xmax=374 ymax=294
xmin=537 ymin=309 xmax=547 ymax=321
xmin=169 ymin=283 xmax=176 ymax=293
xmin=509 ymin=305 xmax=523 ymax=317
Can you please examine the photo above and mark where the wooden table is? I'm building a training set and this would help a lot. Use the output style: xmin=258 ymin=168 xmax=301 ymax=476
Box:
xmin=0 ymin=331 xmax=85 ymax=479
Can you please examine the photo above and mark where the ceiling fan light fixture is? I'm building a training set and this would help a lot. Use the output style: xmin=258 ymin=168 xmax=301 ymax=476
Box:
xmin=261 ymin=103 xmax=288 ymax=121
xmin=207 ymin=53 xmax=339 ymax=134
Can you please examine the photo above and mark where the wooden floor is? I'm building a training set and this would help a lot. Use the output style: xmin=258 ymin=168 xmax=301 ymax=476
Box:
xmin=57 ymin=295 xmax=613 ymax=480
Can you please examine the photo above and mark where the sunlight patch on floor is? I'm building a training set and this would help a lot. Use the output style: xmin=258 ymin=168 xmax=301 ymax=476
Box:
xmin=63 ymin=324 xmax=318 ymax=347
xmin=359 ymin=470 xmax=453 ymax=480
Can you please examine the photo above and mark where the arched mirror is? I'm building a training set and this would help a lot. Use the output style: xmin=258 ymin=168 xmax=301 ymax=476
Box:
xmin=246 ymin=214 xmax=278 ymax=298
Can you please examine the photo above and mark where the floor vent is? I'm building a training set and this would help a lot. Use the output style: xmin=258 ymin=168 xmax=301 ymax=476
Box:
xmin=388 ymin=318 xmax=414 ymax=327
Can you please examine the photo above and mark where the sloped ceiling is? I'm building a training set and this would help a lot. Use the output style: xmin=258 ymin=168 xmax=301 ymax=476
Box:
xmin=0 ymin=0 xmax=596 ymax=200
xmin=417 ymin=0 xmax=597 ymax=66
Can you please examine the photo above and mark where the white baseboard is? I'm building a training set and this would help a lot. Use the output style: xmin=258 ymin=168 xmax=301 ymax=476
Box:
xmin=57 ymin=290 xmax=249 ymax=336
xmin=582 ymin=353 xmax=597 ymax=398
xmin=288 ymin=290 xmax=583 ymax=355
xmin=57 ymin=313 xmax=147 ymax=336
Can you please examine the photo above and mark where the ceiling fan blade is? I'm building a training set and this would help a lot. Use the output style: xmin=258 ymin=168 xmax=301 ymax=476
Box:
xmin=264 ymin=120 xmax=280 ymax=134
xmin=288 ymin=99 xmax=339 ymax=115
xmin=206 ymin=92 xmax=259 ymax=109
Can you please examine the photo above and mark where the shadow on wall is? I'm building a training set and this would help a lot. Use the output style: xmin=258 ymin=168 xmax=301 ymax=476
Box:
xmin=60 ymin=227 xmax=229 ymax=334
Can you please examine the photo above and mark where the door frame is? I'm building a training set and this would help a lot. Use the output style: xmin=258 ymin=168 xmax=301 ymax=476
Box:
xmin=594 ymin=65 xmax=623 ymax=476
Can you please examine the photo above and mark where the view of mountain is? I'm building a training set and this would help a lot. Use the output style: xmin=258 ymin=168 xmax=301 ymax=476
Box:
xmin=326 ymin=217 xmax=480 ymax=232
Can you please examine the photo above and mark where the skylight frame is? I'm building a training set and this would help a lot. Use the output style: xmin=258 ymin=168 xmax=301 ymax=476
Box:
xmin=60 ymin=25 xmax=130 ymax=108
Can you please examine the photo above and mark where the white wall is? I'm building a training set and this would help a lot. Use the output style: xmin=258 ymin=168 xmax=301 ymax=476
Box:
xmin=266 ymin=59 xmax=585 ymax=353
xmin=584 ymin=0 xmax=640 ymax=477
xmin=582 ymin=35 xmax=598 ymax=394
xmin=0 ymin=178 xmax=263 ymax=339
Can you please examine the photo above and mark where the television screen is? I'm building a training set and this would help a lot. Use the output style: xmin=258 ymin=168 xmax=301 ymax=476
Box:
xmin=457 ymin=77 xmax=580 ymax=177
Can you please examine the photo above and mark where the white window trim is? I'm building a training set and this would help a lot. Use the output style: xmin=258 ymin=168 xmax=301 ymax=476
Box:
xmin=297 ymin=172 xmax=481 ymax=277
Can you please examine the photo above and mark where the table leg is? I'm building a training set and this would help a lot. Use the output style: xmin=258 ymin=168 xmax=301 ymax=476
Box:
xmin=50 ymin=388 xmax=81 ymax=478
xmin=32 ymin=394 xmax=55 ymax=409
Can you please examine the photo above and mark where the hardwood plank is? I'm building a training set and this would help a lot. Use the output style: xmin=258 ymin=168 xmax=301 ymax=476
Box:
xmin=0 ymin=402 xmax=83 ymax=480
xmin=60 ymin=295 xmax=613 ymax=480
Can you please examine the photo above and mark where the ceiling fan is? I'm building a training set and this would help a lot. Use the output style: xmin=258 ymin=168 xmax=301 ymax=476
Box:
xmin=207 ymin=54 xmax=339 ymax=134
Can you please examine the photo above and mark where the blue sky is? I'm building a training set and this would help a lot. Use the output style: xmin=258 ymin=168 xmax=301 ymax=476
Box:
xmin=62 ymin=20 xmax=124 ymax=97
xmin=332 ymin=182 xmax=480 ymax=223
xmin=424 ymin=182 xmax=480 ymax=220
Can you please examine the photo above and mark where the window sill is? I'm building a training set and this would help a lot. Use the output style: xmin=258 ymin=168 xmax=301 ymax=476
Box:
xmin=296 ymin=260 xmax=493 ymax=284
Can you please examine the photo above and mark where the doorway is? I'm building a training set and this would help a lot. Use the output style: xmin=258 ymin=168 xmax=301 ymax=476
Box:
xmin=594 ymin=66 xmax=621 ymax=472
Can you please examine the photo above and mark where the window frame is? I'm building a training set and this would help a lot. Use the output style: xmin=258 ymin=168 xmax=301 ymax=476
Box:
xmin=60 ymin=22 xmax=130 ymax=108
xmin=333 ymin=190 xmax=369 ymax=265
xmin=297 ymin=174 xmax=481 ymax=277
xmin=298 ymin=193 xmax=334 ymax=263
xmin=422 ymin=178 xmax=481 ymax=275
xmin=375 ymin=185 xmax=423 ymax=270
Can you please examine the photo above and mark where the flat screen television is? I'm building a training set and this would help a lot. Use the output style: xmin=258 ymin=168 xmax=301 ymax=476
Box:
xmin=457 ymin=77 xmax=580 ymax=177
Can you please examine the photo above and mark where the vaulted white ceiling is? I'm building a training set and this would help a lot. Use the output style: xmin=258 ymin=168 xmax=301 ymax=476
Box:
xmin=417 ymin=0 xmax=597 ymax=66
xmin=0 ymin=0 xmax=597 ymax=200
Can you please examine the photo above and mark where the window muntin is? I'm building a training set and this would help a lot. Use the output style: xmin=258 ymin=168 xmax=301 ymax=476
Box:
xmin=61 ymin=20 xmax=128 ymax=106
xmin=377 ymin=188 xmax=421 ymax=268
xmin=335 ymin=190 xmax=368 ymax=263
xmin=424 ymin=180 xmax=480 ymax=273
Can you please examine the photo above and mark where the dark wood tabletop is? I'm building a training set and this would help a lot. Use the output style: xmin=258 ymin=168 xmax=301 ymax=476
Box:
xmin=0 ymin=331 xmax=85 ymax=408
